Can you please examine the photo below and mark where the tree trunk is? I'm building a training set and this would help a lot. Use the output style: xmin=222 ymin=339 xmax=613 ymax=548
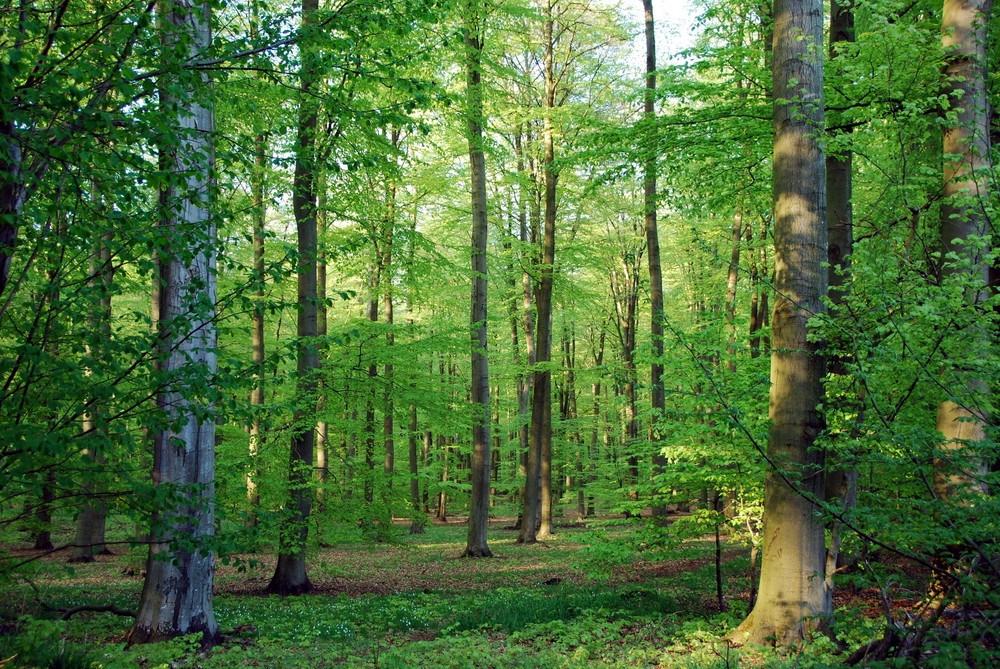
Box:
xmin=933 ymin=0 xmax=992 ymax=522
xmin=464 ymin=4 xmax=493 ymax=558
xmin=129 ymin=0 xmax=218 ymax=642
xmin=266 ymin=0 xmax=320 ymax=596
xmin=436 ymin=436 xmax=448 ymax=522
xmin=316 ymin=181 xmax=329 ymax=498
xmin=729 ymin=0 xmax=829 ymax=646
xmin=383 ymin=151 xmax=398 ymax=487
xmin=513 ymin=125 xmax=534 ymax=530
xmin=823 ymin=0 xmax=857 ymax=605
xmin=588 ymin=327 xmax=606 ymax=517
xmin=520 ymin=1 xmax=558 ymax=544
xmin=642 ymin=0 xmax=668 ymax=525
xmin=0 ymin=120 xmax=25 ymax=301
xmin=247 ymin=132 xmax=266 ymax=527
xmin=71 ymin=225 xmax=114 ymax=562
xmin=408 ymin=404 xmax=425 ymax=534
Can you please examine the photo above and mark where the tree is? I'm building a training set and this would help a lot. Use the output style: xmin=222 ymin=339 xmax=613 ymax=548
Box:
xmin=464 ymin=0 xmax=494 ymax=558
xmin=823 ymin=0 xmax=857 ymax=599
xmin=641 ymin=0 xmax=668 ymax=525
xmin=520 ymin=0 xmax=559 ymax=544
xmin=729 ymin=0 xmax=830 ymax=646
xmin=267 ymin=0 xmax=321 ymax=596
xmin=931 ymin=0 xmax=993 ymax=582
xmin=128 ymin=0 xmax=218 ymax=643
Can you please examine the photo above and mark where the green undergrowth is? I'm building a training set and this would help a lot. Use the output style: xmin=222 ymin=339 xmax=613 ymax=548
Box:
xmin=0 ymin=520 xmax=876 ymax=668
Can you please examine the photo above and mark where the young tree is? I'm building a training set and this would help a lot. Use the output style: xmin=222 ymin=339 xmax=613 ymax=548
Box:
xmin=128 ymin=0 xmax=218 ymax=643
xmin=729 ymin=0 xmax=830 ymax=646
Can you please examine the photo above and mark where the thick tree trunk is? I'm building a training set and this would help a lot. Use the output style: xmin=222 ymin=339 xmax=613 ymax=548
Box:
xmin=267 ymin=0 xmax=319 ymax=596
xmin=729 ymin=0 xmax=829 ymax=646
xmin=464 ymin=5 xmax=493 ymax=558
xmin=933 ymin=0 xmax=992 ymax=512
xmin=129 ymin=0 xmax=218 ymax=642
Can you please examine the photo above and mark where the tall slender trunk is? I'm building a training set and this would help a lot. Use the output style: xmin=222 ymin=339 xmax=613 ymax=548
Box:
xmin=316 ymin=180 xmax=329 ymax=498
xmin=464 ymin=3 xmax=493 ymax=558
xmin=610 ymin=232 xmax=642 ymax=516
xmin=513 ymin=126 xmax=535 ymax=530
xmin=382 ymin=152 xmax=397 ymax=488
xmin=267 ymin=0 xmax=320 ymax=595
xmin=724 ymin=212 xmax=742 ymax=371
xmin=0 ymin=117 xmax=25 ymax=301
xmin=408 ymin=404 xmax=424 ymax=534
xmin=587 ymin=327 xmax=606 ymax=517
xmin=642 ymin=0 xmax=668 ymax=524
xmin=520 ymin=1 xmax=558 ymax=544
xmin=247 ymin=132 xmax=266 ymax=526
xmin=72 ymin=230 xmax=114 ymax=562
xmin=364 ymin=265 xmax=381 ymax=506
xmin=823 ymin=0 xmax=857 ymax=605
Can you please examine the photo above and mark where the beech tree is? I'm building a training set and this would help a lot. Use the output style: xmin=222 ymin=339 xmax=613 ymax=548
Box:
xmin=129 ymin=0 xmax=218 ymax=643
xmin=464 ymin=0 xmax=493 ymax=558
xmin=933 ymin=0 xmax=992 ymax=500
xmin=268 ymin=0 xmax=320 ymax=596
xmin=729 ymin=0 xmax=831 ymax=646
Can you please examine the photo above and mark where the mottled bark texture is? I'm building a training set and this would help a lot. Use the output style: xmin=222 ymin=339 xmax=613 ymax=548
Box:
xmin=128 ymin=0 xmax=217 ymax=644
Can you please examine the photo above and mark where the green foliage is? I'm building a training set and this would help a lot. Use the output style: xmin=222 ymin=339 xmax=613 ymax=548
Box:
xmin=0 ymin=618 xmax=100 ymax=669
xmin=448 ymin=586 xmax=676 ymax=633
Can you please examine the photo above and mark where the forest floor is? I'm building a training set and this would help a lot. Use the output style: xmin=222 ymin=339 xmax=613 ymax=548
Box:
xmin=1 ymin=514 xmax=896 ymax=668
